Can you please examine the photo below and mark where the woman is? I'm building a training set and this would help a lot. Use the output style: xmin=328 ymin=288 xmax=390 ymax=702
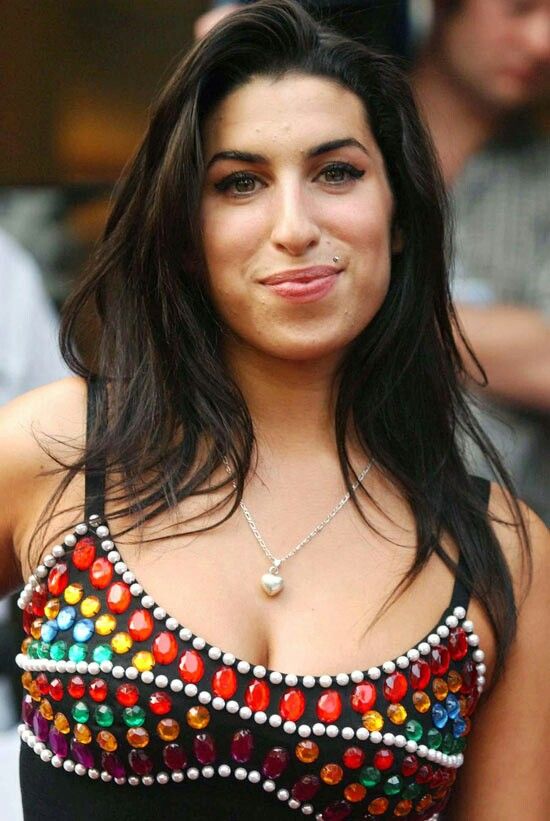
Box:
xmin=1 ymin=1 xmax=547 ymax=818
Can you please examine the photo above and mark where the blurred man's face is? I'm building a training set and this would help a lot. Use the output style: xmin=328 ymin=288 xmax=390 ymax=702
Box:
xmin=436 ymin=0 xmax=550 ymax=109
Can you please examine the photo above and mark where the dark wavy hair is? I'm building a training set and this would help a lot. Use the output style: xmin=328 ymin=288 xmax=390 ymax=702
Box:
xmin=39 ymin=0 xmax=528 ymax=682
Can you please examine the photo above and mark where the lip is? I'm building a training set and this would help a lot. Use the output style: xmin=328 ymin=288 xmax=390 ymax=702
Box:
xmin=260 ymin=265 xmax=342 ymax=303
xmin=260 ymin=265 xmax=342 ymax=285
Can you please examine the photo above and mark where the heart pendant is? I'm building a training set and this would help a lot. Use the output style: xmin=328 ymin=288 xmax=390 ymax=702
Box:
xmin=260 ymin=571 xmax=284 ymax=597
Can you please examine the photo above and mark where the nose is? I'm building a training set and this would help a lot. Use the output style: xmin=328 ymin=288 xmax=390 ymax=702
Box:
xmin=269 ymin=177 xmax=321 ymax=256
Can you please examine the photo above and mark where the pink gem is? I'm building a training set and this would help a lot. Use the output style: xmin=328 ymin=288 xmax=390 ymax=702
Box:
xmin=193 ymin=733 xmax=216 ymax=765
xmin=262 ymin=747 xmax=290 ymax=779
xmin=291 ymin=775 xmax=321 ymax=802
xmin=230 ymin=729 xmax=254 ymax=763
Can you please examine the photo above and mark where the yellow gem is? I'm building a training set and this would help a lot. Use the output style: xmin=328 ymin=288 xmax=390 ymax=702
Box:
xmin=95 ymin=614 xmax=117 ymax=636
xmin=29 ymin=681 xmax=41 ymax=702
xmin=97 ymin=730 xmax=118 ymax=752
xmin=387 ymin=703 xmax=407 ymax=725
xmin=21 ymin=672 xmax=33 ymax=691
xmin=21 ymin=637 xmax=32 ymax=653
xmin=412 ymin=691 xmax=431 ymax=713
xmin=54 ymin=712 xmax=70 ymax=734
xmin=362 ymin=710 xmax=384 ymax=732
xmin=186 ymin=706 xmax=210 ymax=730
xmin=132 ymin=651 xmax=155 ymax=672
xmin=127 ymin=727 xmax=150 ymax=748
xmin=111 ymin=632 xmax=133 ymax=654
xmin=320 ymin=763 xmax=343 ymax=785
xmin=64 ymin=583 xmax=84 ymax=605
xmin=39 ymin=699 xmax=53 ymax=720
xmin=44 ymin=599 xmax=60 ymax=619
xmin=30 ymin=619 xmax=43 ymax=640
xmin=81 ymin=596 xmax=101 ymax=618
xmin=74 ymin=723 xmax=92 ymax=744
xmin=295 ymin=740 xmax=319 ymax=763
xmin=157 ymin=718 xmax=180 ymax=741
xmin=447 ymin=669 xmax=462 ymax=693
xmin=432 ymin=678 xmax=448 ymax=700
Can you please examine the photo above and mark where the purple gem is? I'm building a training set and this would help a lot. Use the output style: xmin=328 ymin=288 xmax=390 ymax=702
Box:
xmin=129 ymin=749 xmax=153 ymax=776
xmin=193 ymin=733 xmax=216 ymax=765
xmin=101 ymin=752 xmax=125 ymax=779
xmin=32 ymin=712 xmax=49 ymax=742
xmin=292 ymin=775 xmax=321 ymax=802
xmin=262 ymin=747 xmax=290 ymax=779
xmin=230 ymin=729 xmax=254 ymax=764
xmin=71 ymin=740 xmax=95 ymax=769
xmin=21 ymin=695 xmax=35 ymax=727
xmin=48 ymin=727 xmax=68 ymax=758
xmin=163 ymin=744 xmax=187 ymax=771
xmin=321 ymin=801 xmax=352 ymax=821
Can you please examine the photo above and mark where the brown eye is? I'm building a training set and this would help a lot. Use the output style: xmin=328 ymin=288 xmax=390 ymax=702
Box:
xmin=215 ymin=171 xmax=261 ymax=196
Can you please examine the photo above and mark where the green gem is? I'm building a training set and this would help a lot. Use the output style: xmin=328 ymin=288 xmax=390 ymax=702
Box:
xmin=94 ymin=705 xmax=114 ymax=728
xmin=427 ymin=728 xmax=442 ymax=749
xmin=37 ymin=641 xmax=51 ymax=659
xmin=452 ymin=737 xmax=466 ymax=754
xmin=72 ymin=701 xmax=90 ymax=723
xmin=49 ymin=640 xmax=67 ymax=661
xmin=405 ymin=719 xmax=423 ymax=741
xmin=27 ymin=641 xmax=40 ymax=659
xmin=402 ymin=782 xmax=422 ymax=800
xmin=383 ymin=774 xmax=404 ymax=796
xmin=68 ymin=643 xmax=88 ymax=663
xmin=123 ymin=706 xmax=146 ymax=728
xmin=441 ymin=732 xmax=454 ymax=754
xmin=359 ymin=766 xmax=381 ymax=788
xmin=93 ymin=644 xmax=113 ymax=663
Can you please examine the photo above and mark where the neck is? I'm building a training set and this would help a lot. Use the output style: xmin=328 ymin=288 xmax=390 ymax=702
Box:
xmin=412 ymin=48 xmax=503 ymax=185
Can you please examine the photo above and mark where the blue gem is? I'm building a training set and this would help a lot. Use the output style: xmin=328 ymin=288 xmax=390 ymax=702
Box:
xmin=452 ymin=717 xmax=467 ymax=738
xmin=431 ymin=703 xmax=449 ymax=729
xmin=56 ymin=606 xmax=76 ymax=632
xmin=445 ymin=694 xmax=460 ymax=719
xmin=72 ymin=619 xmax=95 ymax=643
xmin=40 ymin=620 xmax=59 ymax=643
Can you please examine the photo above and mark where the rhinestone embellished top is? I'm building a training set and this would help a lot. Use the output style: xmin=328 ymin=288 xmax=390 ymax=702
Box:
xmin=16 ymin=391 xmax=487 ymax=820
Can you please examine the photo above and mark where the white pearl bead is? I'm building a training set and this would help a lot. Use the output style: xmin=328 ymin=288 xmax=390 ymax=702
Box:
xmin=283 ymin=721 xmax=296 ymax=734
xmin=51 ymin=756 xmax=63 ymax=768
xmin=341 ymin=727 xmax=354 ymax=740
xmin=298 ymin=725 xmax=311 ymax=738
xmin=100 ymin=660 xmax=112 ymax=673
xmin=406 ymin=648 xmax=420 ymax=661
xmin=437 ymin=625 xmax=449 ymax=638
xmin=253 ymin=665 xmax=267 ymax=678
xmin=64 ymin=534 xmax=77 ymax=547
xmin=63 ymin=760 xmax=75 ymax=772
xmin=254 ymin=711 xmax=267 ymax=724
xmin=43 ymin=555 xmax=55 ymax=568
xmin=302 ymin=675 xmax=316 ymax=688
xmin=187 ymin=768 xmax=199 ymax=780
xmin=107 ymin=551 xmax=120 ymax=564
xmin=179 ymin=627 xmax=192 ymax=641
xmin=462 ymin=619 xmax=474 ymax=632
xmin=40 ymin=749 xmax=53 ymax=762
xmin=382 ymin=661 xmax=395 ymax=674
xmin=226 ymin=700 xmax=239 ymax=714
xmin=473 ymin=649 xmax=485 ymax=662
xmin=335 ymin=673 xmax=349 ymax=686
xmin=453 ymin=606 xmax=466 ymax=619
xmin=405 ymin=740 xmax=418 ymax=752
xmin=123 ymin=572 xmax=136 ymax=585
xmin=75 ymin=523 xmax=88 ymax=535
xmin=468 ymin=634 xmax=480 ymax=646
xmin=35 ymin=565 xmax=47 ymax=579
xmin=96 ymin=525 xmax=109 ymax=539
xmin=268 ymin=714 xmax=282 ymax=727
xmin=212 ymin=697 xmax=225 ymax=711
xmin=367 ymin=667 xmax=381 ymax=680
xmin=141 ymin=671 xmax=154 ymax=684
xmin=418 ymin=642 xmax=431 ymax=655
xmin=52 ymin=545 xmax=65 ymax=558
xmin=427 ymin=634 xmax=440 ymax=646
xmin=171 ymin=771 xmax=184 ymax=782
xmin=112 ymin=666 xmax=125 ymax=679
xmin=141 ymin=595 xmax=155 ymax=609
xmin=198 ymin=691 xmax=211 ymax=704
xmin=477 ymin=663 xmax=486 ymax=675
xmin=221 ymin=651 xmax=234 ymax=664
xmin=101 ymin=540 xmax=114 ymax=552
xmin=394 ymin=735 xmax=406 ymax=747
xmin=202 ymin=766 xmax=215 ymax=778
xmin=182 ymin=683 xmax=196 ymax=696
xmin=477 ymin=675 xmax=486 ymax=688
xmin=312 ymin=723 xmax=325 ymax=736
xmin=169 ymin=679 xmax=183 ymax=692
xmin=218 ymin=764 xmax=231 ymax=777
xmin=239 ymin=707 xmax=252 ymax=720
xmin=248 ymin=770 xmax=261 ymax=784
xmin=153 ymin=607 xmax=166 ymax=620
xmin=277 ymin=788 xmax=290 ymax=801
xmin=263 ymin=780 xmax=276 ymax=792
xmin=193 ymin=637 xmax=206 ymax=651
xmin=285 ymin=674 xmax=298 ymax=687
xmin=165 ymin=617 xmax=178 ymax=631
xmin=234 ymin=767 xmax=247 ymax=781
xmin=445 ymin=615 xmax=459 ymax=628
xmin=289 ymin=799 xmax=300 ymax=810
xmin=114 ymin=776 xmax=126 ymax=785
xmin=208 ymin=647 xmax=222 ymax=660
xmin=114 ymin=561 xmax=127 ymax=575
xmin=76 ymin=661 xmax=88 ymax=675
xmin=100 ymin=772 xmax=112 ymax=782
xmin=75 ymin=764 xmax=86 ymax=776
xmin=355 ymin=727 xmax=369 ymax=741
xmin=156 ymin=772 xmax=169 ymax=784
xmin=369 ymin=731 xmax=382 ymax=744
xmin=87 ymin=662 xmax=100 ymax=675
xmin=325 ymin=725 xmax=339 ymax=738
xmin=417 ymin=744 xmax=428 ymax=757
xmin=88 ymin=768 xmax=100 ymax=779
xmin=382 ymin=733 xmax=395 ymax=746
xmin=350 ymin=670 xmax=364 ymax=683
xmin=396 ymin=656 xmax=409 ymax=669
xmin=302 ymin=806 xmax=314 ymax=815
xmin=427 ymin=749 xmax=437 ymax=761
xmin=319 ymin=675 xmax=332 ymax=688
xmin=237 ymin=660 xmax=251 ymax=674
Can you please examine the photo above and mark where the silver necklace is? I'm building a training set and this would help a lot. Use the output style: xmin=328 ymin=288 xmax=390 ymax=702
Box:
xmin=222 ymin=457 xmax=374 ymax=597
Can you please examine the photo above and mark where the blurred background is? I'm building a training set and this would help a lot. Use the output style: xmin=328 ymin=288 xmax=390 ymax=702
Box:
xmin=1 ymin=2 xmax=548 ymax=816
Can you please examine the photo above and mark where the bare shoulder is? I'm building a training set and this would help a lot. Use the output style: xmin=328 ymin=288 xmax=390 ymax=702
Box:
xmin=0 ymin=376 xmax=88 ymax=587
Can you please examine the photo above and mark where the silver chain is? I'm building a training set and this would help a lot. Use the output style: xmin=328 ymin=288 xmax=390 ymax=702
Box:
xmin=222 ymin=456 xmax=374 ymax=571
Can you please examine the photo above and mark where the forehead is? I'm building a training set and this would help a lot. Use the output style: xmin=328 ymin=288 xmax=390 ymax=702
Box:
xmin=202 ymin=74 xmax=376 ymax=157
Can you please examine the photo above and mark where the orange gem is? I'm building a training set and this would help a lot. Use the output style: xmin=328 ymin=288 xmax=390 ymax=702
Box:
xmin=387 ymin=703 xmax=407 ymax=724
xmin=152 ymin=631 xmax=178 ymax=665
xmin=39 ymin=699 xmax=53 ymax=720
xmin=316 ymin=690 xmax=342 ymax=723
xmin=127 ymin=727 xmax=150 ymax=748
xmin=157 ymin=718 xmax=180 ymax=741
xmin=21 ymin=672 xmax=33 ymax=691
xmin=394 ymin=799 xmax=413 ymax=816
xmin=412 ymin=691 xmax=431 ymax=713
xmin=320 ymin=763 xmax=344 ymax=785
xmin=416 ymin=794 xmax=433 ymax=813
xmin=89 ymin=557 xmax=113 ymax=590
xmin=362 ymin=709 xmax=384 ymax=731
xmin=97 ymin=730 xmax=117 ymax=751
xmin=344 ymin=783 xmax=367 ymax=803
xmin=128 ymin=609 xmax=154 ymax=642
xmin=368 ymin=797 xmax=389 ymax=815
xmin=432 ymin=677 xmax=448 ymax=700
xmin=106 ymin=582 xmax=132 ymax=614
xmin=30 ymin=619 xmax=43 ymax=640
xmin=295 ymin=740 xmax=319 ymax=764
xmin=211 ymin=667 xmax=238 ymax=700
xmin=447 ymin=669 xmax=462 ymax=693
xmin=74 ymin=723 xmax=92 ymax=744
xmin=54 ymin=712 xmax=70 ymax=734
xmin=29 ymin=681 xmax=41 ymax=701
xmin=187 ymin=705 xmax=210 ymax=729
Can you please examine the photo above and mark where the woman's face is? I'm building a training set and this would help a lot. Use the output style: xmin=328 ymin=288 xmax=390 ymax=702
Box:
xmin=200 ymin=73 xmax=399 ymax=362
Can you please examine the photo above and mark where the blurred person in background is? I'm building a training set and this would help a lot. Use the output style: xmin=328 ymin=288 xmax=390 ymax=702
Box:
xmin=411 ymin=0 xmax=550 ymax=523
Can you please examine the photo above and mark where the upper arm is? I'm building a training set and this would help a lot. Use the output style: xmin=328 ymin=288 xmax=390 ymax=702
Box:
xmin=445 ymin=488 xmax=550 ymax=820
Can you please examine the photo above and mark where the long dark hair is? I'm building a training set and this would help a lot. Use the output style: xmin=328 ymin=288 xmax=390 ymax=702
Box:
xmin=39 ymin=0 xmax=529 ymax=682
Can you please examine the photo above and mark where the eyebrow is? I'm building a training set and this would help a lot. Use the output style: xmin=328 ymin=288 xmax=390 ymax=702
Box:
xmin=205 ymin=138 xmax=370 ymax=170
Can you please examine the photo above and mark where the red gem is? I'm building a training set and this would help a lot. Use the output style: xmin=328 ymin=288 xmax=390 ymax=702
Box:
xmin=178 ymin=649 xmax=205 ymax=684
xmin=342 ymin=746 xmax=365 ymax=769
xmin=212 ymin=667 xmax=238 ymax=700
xmin=409 ymin=659 xmax=431 ymax=690
xmin=88 ymin=678 xmax=108 ymax=703
xmin=163 ymin=743 xmax=187 ymax=770
xmin=49 ymin=678 xmax=64 ymax=701
xmin=460 ymin=659 xmax=477 ymax=693
xmin=316 ymin=690 xmax=342 ymax=723
xmin=149 ymin=691 xmax=172 ymax=715
xmin=415 ymin=764 xmax=433 ymax=784
xmin=116 ymin=682 xmax=139 ymax=707
xmin=383 ymin=672 xmax=408 ymax=703
xmin=89 ymin=557 xmax=113 ymax=590
xmin=128 ymin=609 xmax=154 ymax=642
xmin=401 ymin=754 xmax=419 ymax=777
xmin=31 ymin=586 xmax=47 ymax=617
xmin=129 ymin=749 xmax=153 ymax=775
xmin=430 ymin=767 xmax=451 ymax=789
xmin=448 ymin=627 xmax=468 ymax=660
xmin=67 ymin=675 xmax=86 ymax=699
xmin=36 ymin=673 xmax=50 ymax=695
xmin=279 ymin=688 xmax=306 ymax=721
xmin=72 ymin=537 xmax=96 ymax=570
xmin=23 ymin=606 xmax=34 ymax=636
xmin=430 ymin=646 xmax=450 ymax=676
xmin=244 ymin=679 xmax=270 ymax=712
xmin=193 ymin=733 xmax=216 ymax=764
xmin=320 ymin=801 xmax=352 ymax=821
xmin=373 ymin=748 xmax=394 ymax=771
xmin=292 ymin=775 xmax=321 ymax=802
xmin=152 ymin=631 xmax=178 ymax=665
xmin=460 ymin=689 xmax=479 ymax=716
xmin=48 ymin=563 xmax=69 ymax=596
xmin=106 ymin=582 xmax=131 ymax=614
xmin=262 ymin=747 xmax=290 ymax=779
xmin=230 ymin=729 xmax=254 ymax=763
xmin=350 ymin=682 xmax=376 ymax=713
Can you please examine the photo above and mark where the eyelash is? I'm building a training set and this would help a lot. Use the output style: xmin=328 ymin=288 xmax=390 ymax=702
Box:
xmin=214 ymin=162 xmax=365 ymax=197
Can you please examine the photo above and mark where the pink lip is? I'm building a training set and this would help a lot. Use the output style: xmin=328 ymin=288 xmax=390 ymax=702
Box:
xmin=260 ymin=265 xmax=342 ymax=303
